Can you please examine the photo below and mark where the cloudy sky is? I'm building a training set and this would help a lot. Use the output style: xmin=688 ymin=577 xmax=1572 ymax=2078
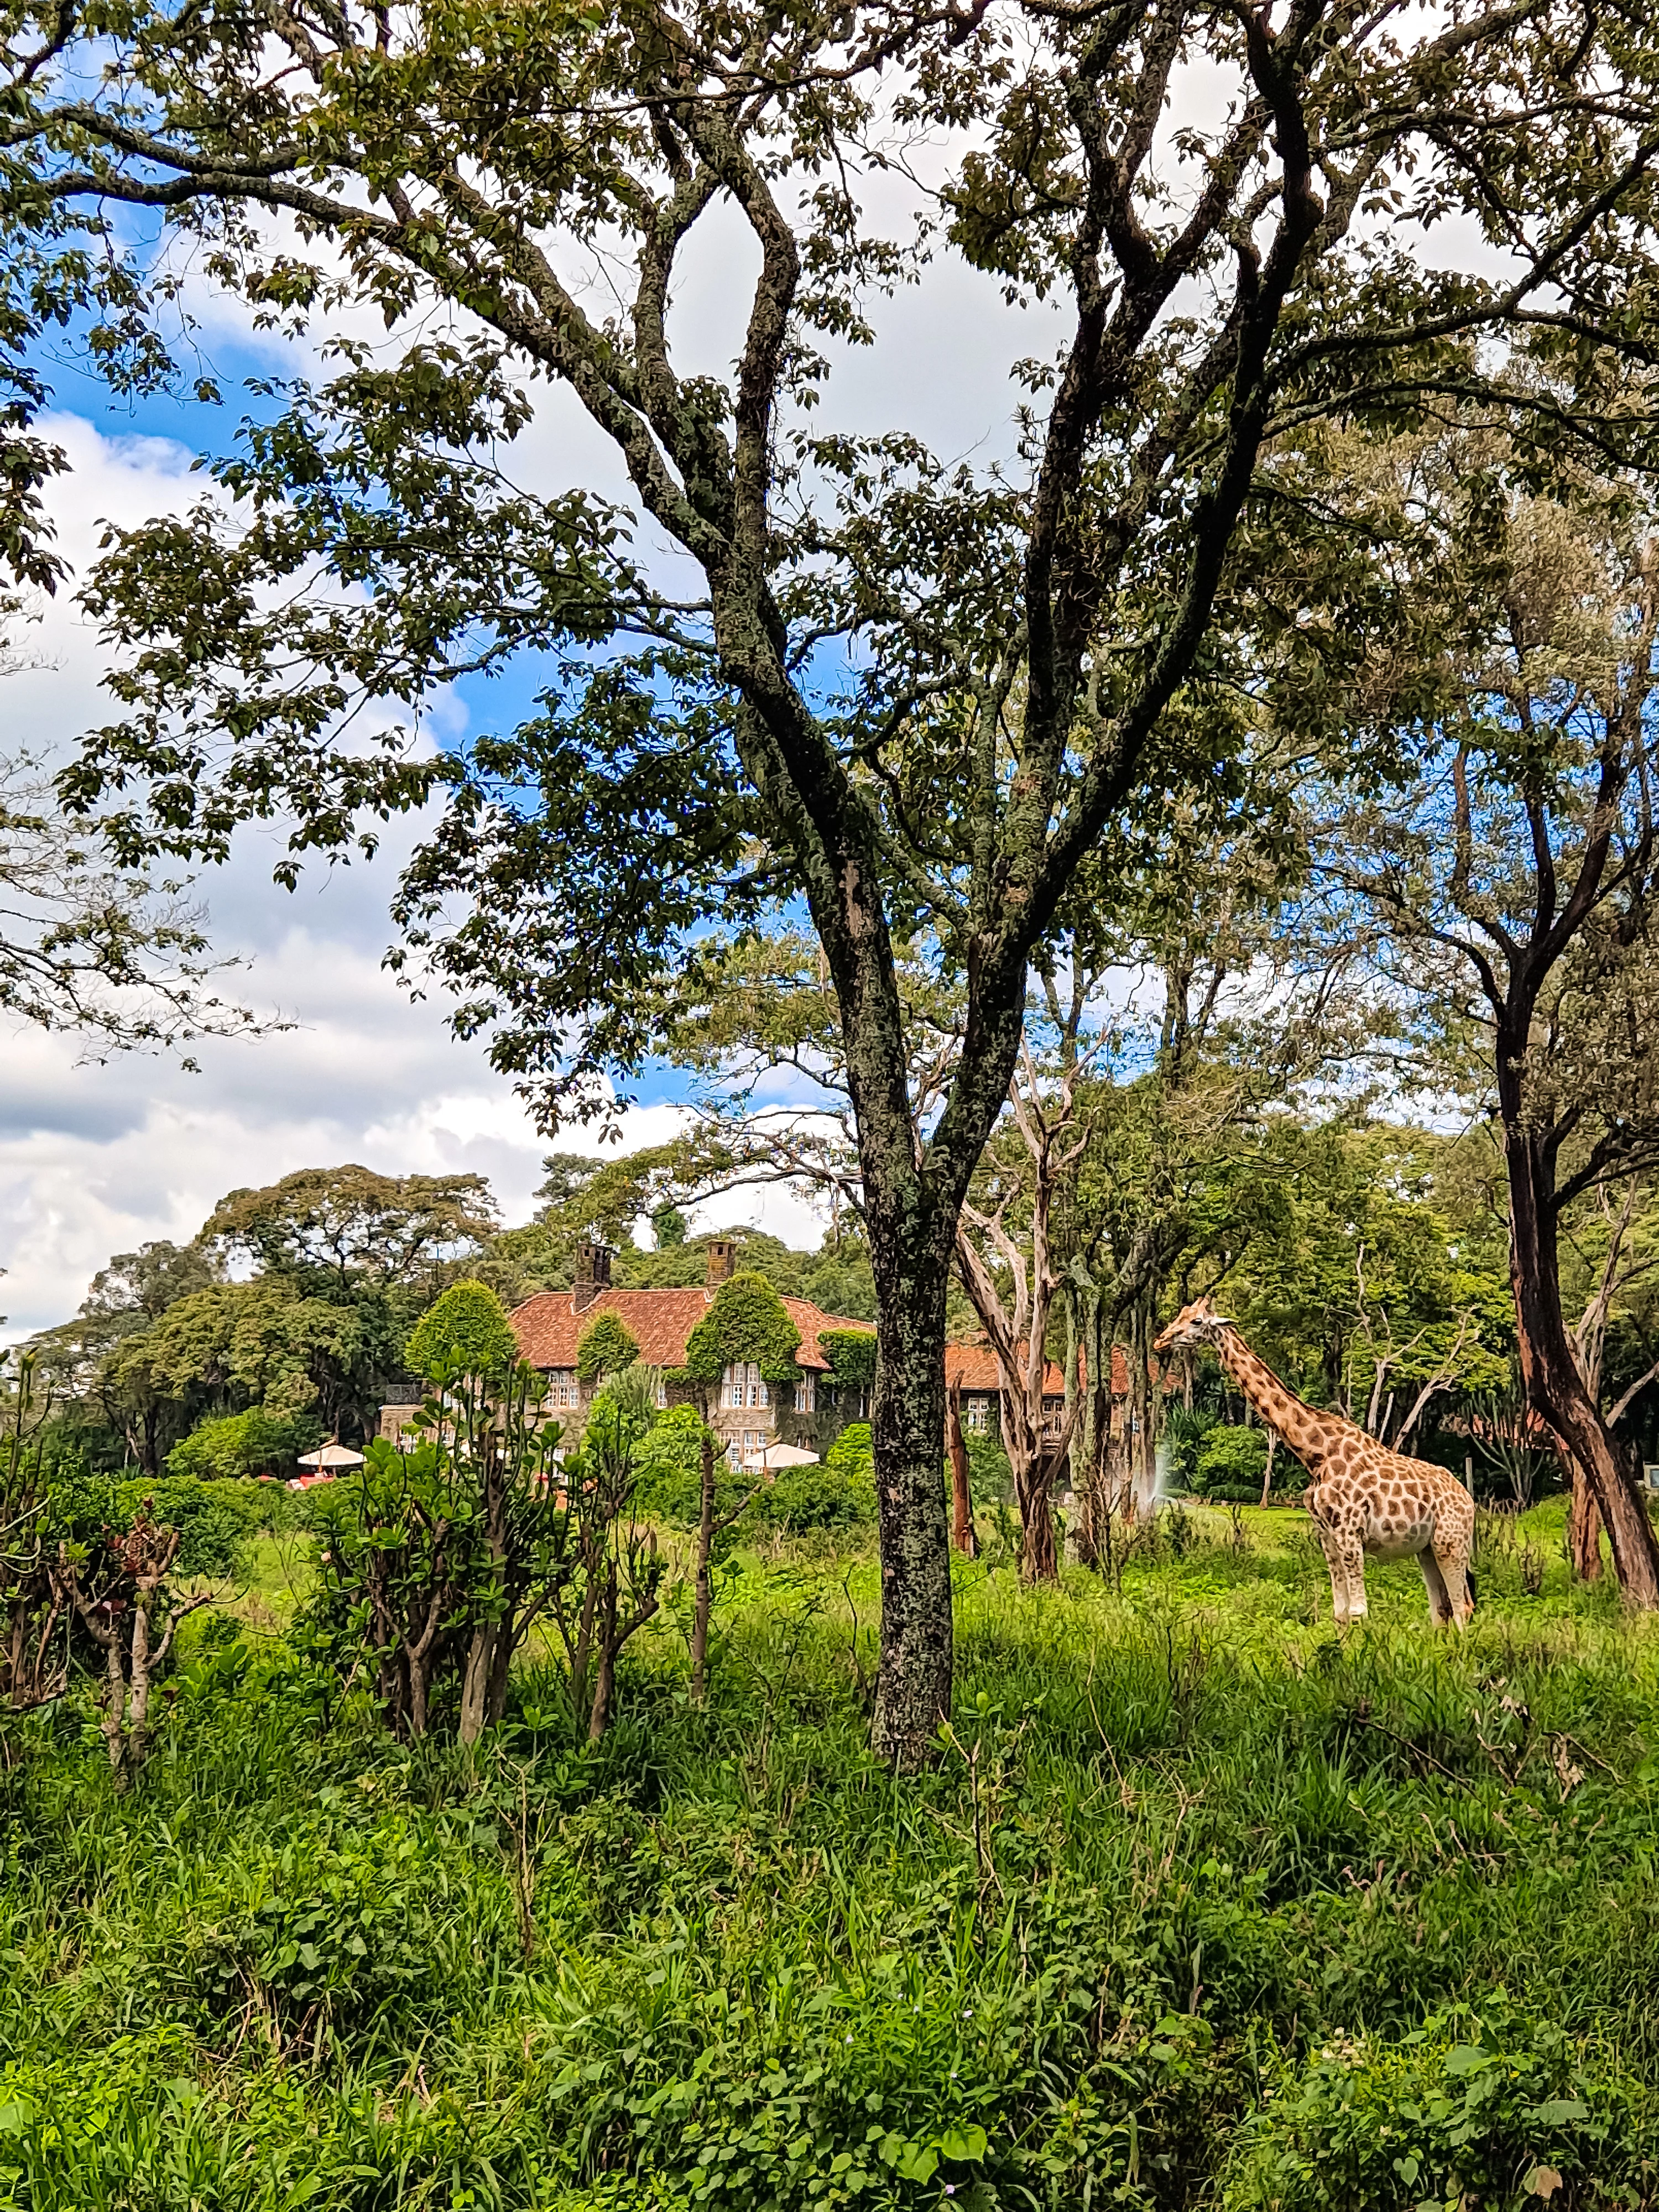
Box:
xmin=2 ymin=184 xmax=1067 ymax=1340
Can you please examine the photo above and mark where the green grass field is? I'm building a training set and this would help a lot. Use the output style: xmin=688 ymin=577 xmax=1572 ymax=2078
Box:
xmin=3 ymin=1501 xmax=1657 ymax=2210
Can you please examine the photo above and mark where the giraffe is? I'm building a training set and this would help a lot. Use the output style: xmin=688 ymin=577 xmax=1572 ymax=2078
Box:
xmin=1152 ymin=1296 xmax=1477 ymax=1627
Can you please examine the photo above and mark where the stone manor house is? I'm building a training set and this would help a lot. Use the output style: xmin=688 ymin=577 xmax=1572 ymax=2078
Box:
xmin=380 ymin=1237 xmax=1137 ymax=1472
xmin=377 ymin=1238 xmax=877 ymax=1462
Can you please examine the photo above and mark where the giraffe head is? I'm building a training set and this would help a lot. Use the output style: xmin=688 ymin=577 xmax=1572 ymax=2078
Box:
xmin=1152 ymin=1295 xmax=1235 ymax=1357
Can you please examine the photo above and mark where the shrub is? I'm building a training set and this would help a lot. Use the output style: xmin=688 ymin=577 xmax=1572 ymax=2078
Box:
xmin=1163 ymin=1401 xmax=1218 ymax=1489
xmin=1188 ymin=1423 xmax=1268 ymax=1502
xmin=404 ymin=1279 xmax=519 ymax=1380
xmin=630 ymin=1405 xmax=709 ymax=1524
xmin=300 ymin=1361 xmax=565 ymax=1744
xmin=963 ymin=1428 xmax=1014 ymax=1504
xmin=1222 ymin=2012 xmax=1659 ymax=2210
xmin=50 ymin=1472 xmax=305 ymax=1579
xmin=753 ymin=1422 xmax=877 ymax=1533
xmin=166 ymin=1406 xmax=310 ymax=1481
xmin=819 ymin=1327 xmax=877 ymax=1391
xmin=679 ymin=1272 xmax=801 ymax=1388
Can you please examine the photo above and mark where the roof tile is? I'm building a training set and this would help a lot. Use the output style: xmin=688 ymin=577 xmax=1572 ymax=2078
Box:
xmin=510 ymin=1287 xmax=873 ymax=1373
xmin=945 ymin=1341 xmax=1134 ymax=1396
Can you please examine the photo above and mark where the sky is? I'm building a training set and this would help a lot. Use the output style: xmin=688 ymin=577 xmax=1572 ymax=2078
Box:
xmin=1 ymin=176 xmax=1072 ymax=1340
xmin=1 ymin=405 xmax=844 ymax=1338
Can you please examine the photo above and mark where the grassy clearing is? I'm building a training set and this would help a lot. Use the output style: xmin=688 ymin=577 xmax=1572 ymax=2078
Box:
xmin=2 ymin=1503 xmax=1656 ymax=2210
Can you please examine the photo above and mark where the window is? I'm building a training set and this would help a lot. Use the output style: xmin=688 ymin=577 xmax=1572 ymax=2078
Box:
xmin=654 ymin=1373 xmax=668 ymax=1410
xmin=794 ymin=1373 xmax=815 ymax=1414
xmin=544 ymin=1370 xmax=578 ymax=1410
xmin=722 ymin=1360 xmax=769 ymax=1409
xmin=967 ymin=1396 xmax=989 ymax=1433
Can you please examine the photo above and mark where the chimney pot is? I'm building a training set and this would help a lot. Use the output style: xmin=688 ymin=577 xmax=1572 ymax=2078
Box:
xmin=706 ymin=1238 xmax=736 ymax=1287
xmin=573 ymin=1241 xmax=612 ymax=1313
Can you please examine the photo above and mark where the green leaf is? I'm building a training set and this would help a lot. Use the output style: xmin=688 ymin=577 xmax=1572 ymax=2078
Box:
xmin=940 ymin=2125 xmax=988 ymax=2163
xmin=1442 ymin=2046 xmax=1495 ymax=2076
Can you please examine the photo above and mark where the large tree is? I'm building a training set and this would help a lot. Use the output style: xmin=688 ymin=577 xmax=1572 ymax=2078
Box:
xmin=13 ymin=0 xmax=1659 ymax=1754
xmin=201 ymin=1165 xmax=498 ymax=1302
xmin=1322 ymin=455 xmax=1659 ymax=1600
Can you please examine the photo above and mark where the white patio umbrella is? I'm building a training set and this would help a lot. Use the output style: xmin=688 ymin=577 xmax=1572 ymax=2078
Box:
xmin=739 ymin=1439 xmax=821 ymax=1472
xmin=296 ymin=1442 xmax=367 ymax=1471
xmin=290 ymin=1441 xmax=367 ymax=1488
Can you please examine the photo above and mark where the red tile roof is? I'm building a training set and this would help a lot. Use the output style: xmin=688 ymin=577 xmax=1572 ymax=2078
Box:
xmin=946 ymin=1340 xmax=1063 ymax=1395
xmin=945 ymin=1340 xmax=1133 ymax=1396
xmin=510 ymin=1287 xmax=874 ymax=1373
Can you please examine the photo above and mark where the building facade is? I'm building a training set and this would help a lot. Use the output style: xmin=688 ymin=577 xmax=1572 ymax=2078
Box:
xmin=487 ymin=1239 xmax=874 ymax=1464
xmin=944 ymin=1338 xmax=1134 ymax=1451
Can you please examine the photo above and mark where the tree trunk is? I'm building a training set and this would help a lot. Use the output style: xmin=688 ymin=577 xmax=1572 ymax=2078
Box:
xmin=1015 ymin=1458 xmax=1056 ymax=1583
xmin=1064 ymin=1276 xmax=1115 ymax=1569
xmin=457 ymin=1625 xmax=495 ymax=1746
xmin=865 ymin=1228 xmax=954 ymax=1770
xmin=125 ymin=1600 xmax=155 ymax=1774
xmin=100 ymin=1634 xmax=129 ymax=1787
xmin=1505 ymin=1115 xmax=1659 ymax=1605
xmin=691 ymin=1427 xmax=716 ymax=1700
xmin=1124 ymin=1298 xmax=1160 ymax=1521
xmin=588 ymin=1567 xmax=617 ymax=1742
xmin=946 ymin=1378 xmax=975 ymax=1559
xmin=1259 ymin=1430 xmax=1279 ymax=1510
xmin=1568 ymin=1468 xmax=1604 ymax=1581
xmin=486 ymin=1606 xmax=517 ymax=1724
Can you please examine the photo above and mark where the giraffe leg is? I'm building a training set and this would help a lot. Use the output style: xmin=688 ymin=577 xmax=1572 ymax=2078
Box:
xmin=1432 ymin=1533 xmax=1474 ymax=1628
xmin=1333 ymin=1528 xmax=1368 ymax=1624
xmin=1418 ymin=1547 xmax=1453 ymax=1628
xmin=1312 ymin=1524 xmax=1349 ymax=1623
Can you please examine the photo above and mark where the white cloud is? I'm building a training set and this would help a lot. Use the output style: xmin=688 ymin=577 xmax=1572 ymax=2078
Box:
xmin=0 ymin=414 xmax=822 ymax=1338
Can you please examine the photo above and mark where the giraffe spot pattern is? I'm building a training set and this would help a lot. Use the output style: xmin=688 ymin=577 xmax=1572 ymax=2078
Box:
xmin=1194 ymin=1313 xmax=1474 ymax=1629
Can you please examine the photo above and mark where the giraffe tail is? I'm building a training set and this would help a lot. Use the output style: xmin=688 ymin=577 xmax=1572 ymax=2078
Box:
xmin=1465 ymin=1569 xmax=1478 ymax=1615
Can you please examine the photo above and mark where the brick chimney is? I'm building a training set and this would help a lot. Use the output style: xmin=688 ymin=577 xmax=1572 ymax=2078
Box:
xmin=572 ymin=1242 xmax=612 ymax=1313
xmin=705 ymin=1237 xmax=737 ymax=1288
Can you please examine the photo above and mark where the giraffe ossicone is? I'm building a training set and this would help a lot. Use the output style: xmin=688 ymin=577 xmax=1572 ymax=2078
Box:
xmin=1152 ymin=1296 xmax=1476 ymax=1629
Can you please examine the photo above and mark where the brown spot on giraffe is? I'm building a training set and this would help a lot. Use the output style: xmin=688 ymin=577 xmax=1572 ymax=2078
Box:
xmin=1152 ymin=1297 xmax=1475 ymax=1629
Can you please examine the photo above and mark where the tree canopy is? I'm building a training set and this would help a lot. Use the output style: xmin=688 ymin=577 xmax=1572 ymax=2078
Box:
xmin=201 ymin=1167 xmax=498 ymax=1297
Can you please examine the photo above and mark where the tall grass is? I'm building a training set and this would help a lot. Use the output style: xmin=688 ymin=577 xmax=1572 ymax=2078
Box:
xmin=1 ymin=1503 xmax=1656 ymax=2208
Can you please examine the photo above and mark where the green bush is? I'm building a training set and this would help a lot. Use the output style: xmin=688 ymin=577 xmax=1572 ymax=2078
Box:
xmin=752 ymin=1422 xmax=877 ymax=1533
xmin=165 ymin=1406 xmax=310 ymax=1480
xmin=962 ymin=1427 xmax=1013 ymax=1505
xmin=819 ymin=1327 xmax=877 ymax=1391
xmin=629 ymin=1403 xmax=705 ymax=1519
xmin=1223 ymin=2012 xmax=1659 ymax=2210
xmin=679 ymin=1271 xmax=802 ymax=1387
xmin=1163 ymin=1401 xmax=1218 ymax=1489
xmin=577 ymin=1308 xmax=642 ymax=1383
xmin=405 ymin=1279 xmax=519 ymax=1379
xmin=50 ymin=1472 xmax=309 ymax=1578
xmin=1188 ymin=1423 xmax=1268 ymax=1502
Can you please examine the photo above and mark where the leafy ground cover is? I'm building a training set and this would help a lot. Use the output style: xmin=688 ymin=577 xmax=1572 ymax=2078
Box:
xmin=2 ymin=1503 xmax=1656 ymax=2210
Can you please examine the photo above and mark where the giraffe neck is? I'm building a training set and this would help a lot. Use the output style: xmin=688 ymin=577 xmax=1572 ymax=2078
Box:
xmin=1210 ymin=1328 xmax=1360 ymax=1472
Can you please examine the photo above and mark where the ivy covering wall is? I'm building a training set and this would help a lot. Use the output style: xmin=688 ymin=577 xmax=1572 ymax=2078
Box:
xmin=677 ymin=1272 xmax=802 ymax=1387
